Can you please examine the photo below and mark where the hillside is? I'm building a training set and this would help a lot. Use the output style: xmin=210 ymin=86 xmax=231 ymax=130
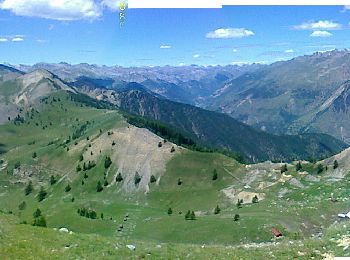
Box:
xmin=208 ymin=50 xmax=350 ymax=142
xmin=1 ymin=90 xmax=350 ymax=259
xmin=83 ymin=84 xmax=347 ymax=162
xmin=1 ymin=67 xmax=345 ymax=163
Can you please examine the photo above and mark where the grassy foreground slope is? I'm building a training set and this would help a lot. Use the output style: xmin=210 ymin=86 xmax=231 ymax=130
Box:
xmin=1 ymin=90 xmax=350 ymax=258
xmin=1 ymin=212 xmax=350 ymax=259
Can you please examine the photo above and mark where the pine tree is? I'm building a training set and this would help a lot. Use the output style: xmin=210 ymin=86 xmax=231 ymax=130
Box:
xmin=190 ymin=211 xmax=196 ymax=220
xmin=32 ymin=152 xmax=37 ymax=158
xmin=101 ymin=213 xmax=104 ymax=219
xmin=79 ymin=154 xmax=84 ymax=162
xmin=65 ymin=184 xmax=71 ymax=192
xmin=37 ymin=186 xmax=47 ymax=202
xmin=237 ymin=199 xmax=242 ymax=209
xmin=116 ymin=173 xmax=123 ymax=182
xmin=185 ymin=210 xmax=191 ymax=220
xmin=134 ymin=172 xmax=142 ymax=186
xmin=104 ymin=180 xmax=108 ymax=186
xmin=168 ymin=207 xmax=173 ymax=215
xmin=33 ymin=208 xmax=42 ymax=218
xmin=280 ymin=164 xmax=288 ymax=173
xmin=25 ymin=181 xmax=34 ymax=196
xmin=234 ymin=214 xmax=240 ymax=221
xmin=104 ymin=156 xmax=112 ymax=169
xmin=18 ymin=201 xmax=26 ymax=210
xmin=212 ymin=169 xmax=218 ymax=180
xmin=214 ymin=205 xmax=221 ymax=214
xmin=252 ymin=195 xmax=259 ymax=204
xmin=150 ymin=175 xmax=157 ymax=183
xmin=296 ymin=161 xmax=302 ymax=171
xmin=50 ymin=175 xmax=57 ymax=185
xmin=96 ymin=181 xmax=103 ymax=192
xmin=333 ymin=160 xmax=339 ymax=169
xmin=317 ymin=164 xmax=324 ymax=174
xmin=76 ymin=164 xmax=82 ymax=172
xmin=177 ymin=178 xmax=182 ymax=186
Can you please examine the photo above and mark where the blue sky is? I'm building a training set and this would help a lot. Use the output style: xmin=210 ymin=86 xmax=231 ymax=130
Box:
xmin=0 ymin=2 xmax=350 ymax=66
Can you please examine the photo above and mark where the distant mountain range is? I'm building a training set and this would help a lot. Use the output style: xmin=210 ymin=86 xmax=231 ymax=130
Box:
xmin=12 ymin=62 xmax=263 ymax=106
xmin=207 ymin=49 xmax=350 ymax=143
xmin=0 ymin=64 xmax=346 ymax=162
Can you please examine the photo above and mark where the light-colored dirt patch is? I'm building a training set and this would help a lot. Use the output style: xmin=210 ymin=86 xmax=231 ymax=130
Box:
xmin=222 ymin=187 xmax=264 ymax=204
xmin=221 ymin=186 xmax=236 ymax=200
xmin=236 ymin=191 xmax=265 ymax=204
xmin=288 ymin=178 xmax=305 ymax=189
xmin=81 ymin=125 xmax=181 ymax=193
xmin=278 ymin=173 xmax=293 ymax=183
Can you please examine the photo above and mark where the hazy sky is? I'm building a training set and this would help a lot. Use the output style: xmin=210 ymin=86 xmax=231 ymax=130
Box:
xmin=0 ymin=2 xmax=350 ymax=66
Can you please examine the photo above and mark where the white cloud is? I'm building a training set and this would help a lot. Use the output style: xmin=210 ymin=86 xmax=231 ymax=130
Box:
xmin=36 ymin=39 xmax=48 ymax=43
xmin=179 ymin=62 xmax=185 ymax=66
xmin=160 ymin=45 xmax=171 ymax=49
xmin=231 ymin=61 xmax=249 ymax=66
xmin=294 ymin=20 xmax=342 ymax=30
xmin=285 ymin=49 xmax=294 ymax=53
xmin=206 ymin=28 xmax=254 ymax=39
xmin=12 ymin=37 xmax=24 ymax=42
xmin=310 ymin=30 xmax=333 ymax=37
xmin=193 ymin=54 xmax=200 ymax=58
xmin=0 ymin=38 xmax=8 ymax=42
xmin=0 ymin=0 xmax=102 ymax=20
xmin=232 ymin=49 xmax=238 ymax=52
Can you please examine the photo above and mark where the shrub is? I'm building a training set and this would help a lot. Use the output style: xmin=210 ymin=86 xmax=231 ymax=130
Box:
xmin=37 ymin=187 xmax=47 ymax=202
xmin=25 ymin=181 xmax=34 ymax=196
xmin=18 ymin=201 xmax=26 ymax=210
xmin=32 ymin=152 xmax=37 ymax=158
xmin=252 ymin=195 xmax=259 ymax=204
xmin=280 ymin=164 xmax=287 ymax=173
xmin=104 ymin=156 xmax=112 ymax=169
xmin=33 ymin=216 xmax=47 ymax=227
xmin=168 ymin=207 xmax=173 ymax=215
xmin=116 ymin=173 xmax=123 ymax=182
xmin=65 ymin=184 xmax=71 ymax=192
xmin=150 ymin=175 xmax=157 ymax=183
xmin=50 ymin=175 xmax=57 ymax=185
xmin=317 ymin=164 xmax=324 ymax=174
xmin=234 ymin=214 xmax=240 ymax=221
xmin=77 ymin=207 xmax=97 ymax=220
xmin=14 ymin=161 xmax=21 ymax=169
xmin=333 ymin=160 xmax=339 ymax=169
xmin=96 ymin=181 xmax=103 ymax=192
